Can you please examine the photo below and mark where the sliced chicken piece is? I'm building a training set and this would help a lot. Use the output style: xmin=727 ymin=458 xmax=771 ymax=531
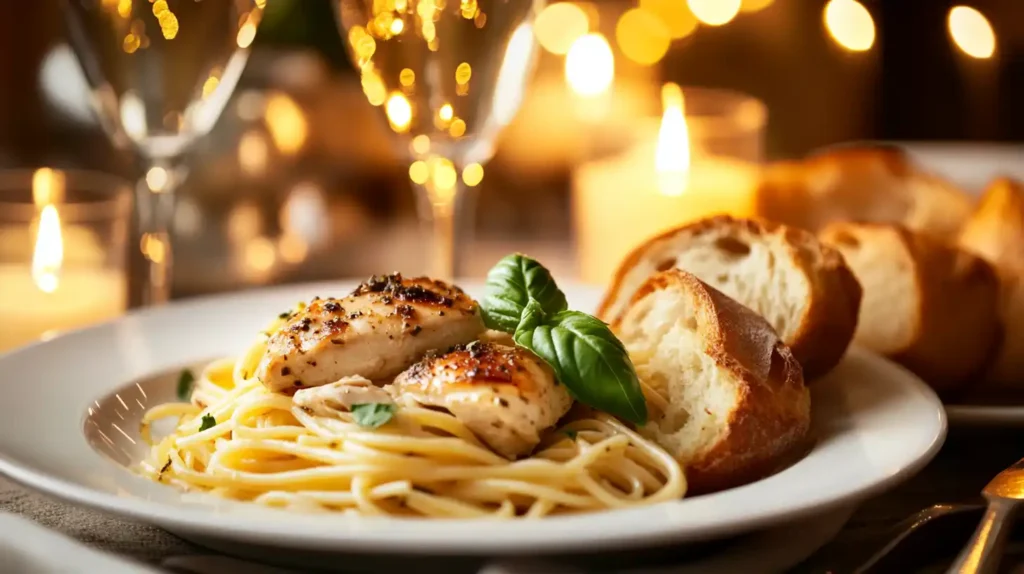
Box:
xmin=293 ymin=376 xmax=394 ymax=418
xmin=391 ymin=342 xmax=574 ymax=459
xmin=257 ymin=274 xmax=484 ymax=392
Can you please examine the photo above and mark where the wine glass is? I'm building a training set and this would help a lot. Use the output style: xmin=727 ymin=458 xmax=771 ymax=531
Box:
xmin=334 ymin=0 xmax=543 ymax=279
xmin=61 ymin=0 xmax=265 ymax=305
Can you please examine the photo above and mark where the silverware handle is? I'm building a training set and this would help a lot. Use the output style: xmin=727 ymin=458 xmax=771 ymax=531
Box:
xmin=947 ymin=498 xmax=1019 ymax=574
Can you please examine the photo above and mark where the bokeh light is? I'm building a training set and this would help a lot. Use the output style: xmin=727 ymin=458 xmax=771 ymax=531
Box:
xmin=688 ymin=0 xmax=741 ymax=27
xmin=534 ymin=3 xmax=589 ymax=55
xmin=740 ymin=0 xmax=774 ymax=13
xmin=640 ymin=0 xmax=698 ymax=40
xmin=565 ymin=33 xmax=614 ymax=97
xmin=385 ymin=92 xmax=413 ymax=133
xmin=616 ymin=8 xmax=671 ymax=66
xmin=948 ymin=6 xmax=996 ymax=59
xmin=824 ymin=0 xmax=875 ymax=52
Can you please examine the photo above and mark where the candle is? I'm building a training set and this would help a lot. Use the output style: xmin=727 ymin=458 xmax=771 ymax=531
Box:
xmin=573 ymin=85 xmax=764 ymax=284
xmin=0 ymin=264 xmax=126 ymax=350
xmin=0 ymin=168 xmax=130 ymax=351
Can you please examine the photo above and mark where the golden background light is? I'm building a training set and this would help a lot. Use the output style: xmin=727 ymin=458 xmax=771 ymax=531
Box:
xmin=741 ymin=0 xmax=774 ymax=13
xmin=399 ymin=68 xmax=415 ymax=87
xmin=238 ymin=130 xmax=269 ymax=176
xmin=361 ymin=68 xmax=387 ymax=106
xmin=236 ymin=13 xmax=259 ymax=48
xmin=687 ymin=0 xmax=741 ymax=27
xmin=411 ymin=134 xmax=430 ymax=155
xmin=640 ymin=0 xmax=698 ymax=40
xmin=824 ymin=0 xmax=875 ymax=52
xmin=948 ymin=6 xmax=996 ymax=59
xmin=409 ymin=160 xmax=429 ymax=184
xmin=385 ymin=92 xmax=413 ymax=133
xmin=616 ymin=8 xmax=671 ymax=66
xmin=462 ymin=163 xmax=484 ymax=187
xmin=145 ymin=166 xmax=169 ymax=192
xmin=264 ymin=93 xmax=308 ymax=156
xmin=534 ymin=2 xmax=589 ymax=55
xmin=565 ymin=33 xmax=614 ymax=97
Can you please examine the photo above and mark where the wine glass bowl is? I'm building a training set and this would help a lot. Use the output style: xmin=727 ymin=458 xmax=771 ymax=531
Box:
xmin=335 ymin=0 xmax=543 ymax=278
xmin=62 ymin=0 xmax=265 ymax=304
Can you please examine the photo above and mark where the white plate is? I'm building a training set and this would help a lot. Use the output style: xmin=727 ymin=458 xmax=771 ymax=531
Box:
xmin=0 ymin=281 xmax=946 ymax=555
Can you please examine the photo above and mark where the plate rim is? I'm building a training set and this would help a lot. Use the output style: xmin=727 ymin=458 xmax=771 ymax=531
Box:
xmin=0 ymin=281 xmax=948 ymax=554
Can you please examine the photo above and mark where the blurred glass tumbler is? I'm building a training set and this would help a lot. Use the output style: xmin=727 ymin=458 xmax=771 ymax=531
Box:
xmin=573 ymin=87 xmax=767 ymax=285
xmin=0 ymin=169 xmax=130 ymax=351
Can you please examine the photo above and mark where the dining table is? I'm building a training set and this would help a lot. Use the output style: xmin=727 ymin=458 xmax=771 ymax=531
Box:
xmin=0 ymin=423 xmax=1022 ymax=573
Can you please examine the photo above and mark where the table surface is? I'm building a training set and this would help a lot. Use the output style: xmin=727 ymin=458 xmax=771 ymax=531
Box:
xmin=1 ymin=425 xmax=1022 ymax=573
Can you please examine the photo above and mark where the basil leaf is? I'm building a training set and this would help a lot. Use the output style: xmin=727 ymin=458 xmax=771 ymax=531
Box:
xmin=515 ymin=310 xmax=648 ymax=425
xmin=176 ymin=369 xmax=196 ymax=401
xmin=198 ymin=414 xmax=216 ymax=432
xmin=482 ymin=254 xmax=568 ymax=333
xmin=351 ymin=403 xmax=397 ymax=429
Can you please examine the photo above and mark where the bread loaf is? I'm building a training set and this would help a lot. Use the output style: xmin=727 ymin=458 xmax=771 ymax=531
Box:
xmin=821 ymin=222 xmax=1001 ymax=393
xmin=756 ymin=146 xmax=973 ymax=240
xmin=599 ymin=216 xmax=861 ymax=380
xmin=613 ymin=269 xmax=810 ymax=494
xmin=959 ymin=177 xmax=1024 ymax=387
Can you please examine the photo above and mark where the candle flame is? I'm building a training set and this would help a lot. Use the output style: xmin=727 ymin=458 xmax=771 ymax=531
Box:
xmin=655 ymin=83 xmax=690 ymax=197
xmin=32 ymin=205 xmax=63 ymax=293
xmin=32 ymin=168 xmax=65 ymax=206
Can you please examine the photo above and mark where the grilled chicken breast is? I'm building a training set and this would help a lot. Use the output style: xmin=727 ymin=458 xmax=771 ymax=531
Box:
xmin=257 ymin=274 xmax=484 ymax=392
xmin=392 ymin=342 xmax=574 ymax=458
xmin=292 ymin=376 xmax=394 ymax=418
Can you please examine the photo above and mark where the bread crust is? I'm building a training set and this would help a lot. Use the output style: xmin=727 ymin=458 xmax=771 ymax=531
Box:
xmin=755 ymin=146 xmax=973 ymax=239
xmin=959 ymin=178 xmax=1024 ymax=387
xmin=617 ymin=270 xmax=811 ymax=494
xmin=599 ymin=215 xmax=862 ymax=381
xmin=822 ymin=222 xmax=1001 ymax=393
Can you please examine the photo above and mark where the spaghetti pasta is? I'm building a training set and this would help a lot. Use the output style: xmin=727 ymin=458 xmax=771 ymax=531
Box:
xmin=139 ymin=315 xmax=686 ymax=518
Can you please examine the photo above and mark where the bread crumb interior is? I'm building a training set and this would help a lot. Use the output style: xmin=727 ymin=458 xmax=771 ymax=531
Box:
xmin=618 ymin=288 xmax=733 ymax=465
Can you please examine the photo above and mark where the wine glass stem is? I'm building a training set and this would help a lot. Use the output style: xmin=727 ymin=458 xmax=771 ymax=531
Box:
xmin=418 ymin=170 xmax=467 ymax=281
xmin=135 ymin=161 xmax=178 ymax=306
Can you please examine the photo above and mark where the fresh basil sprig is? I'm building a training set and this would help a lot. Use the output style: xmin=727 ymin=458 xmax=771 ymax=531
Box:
xmin=481 ymin=254 xmax=568 ymax=333
xmin=482 ymin=255 xmax=648 ymax=425
xmin=351 ymin=403 xmax=396 ymax=429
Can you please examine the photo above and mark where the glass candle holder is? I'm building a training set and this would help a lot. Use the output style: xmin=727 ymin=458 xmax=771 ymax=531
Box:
xmin=573 ymin=87 xmax=767 ymax=285
xmin=0 ymin=169 xmax=131 ymax=351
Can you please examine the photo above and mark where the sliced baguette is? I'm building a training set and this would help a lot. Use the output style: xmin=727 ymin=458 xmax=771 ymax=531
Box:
xmin=755 ymin=146 xmax=973 ymax=239
xmin=613 ymin=269 xmax=810 ymax=494
xmin=959 ymin=177 xmax=1024 ymax=388
xmin=599 ymin=215 xmax=861 ymax=380
xmin=820 ymin=222 xmax=1001 ymax=393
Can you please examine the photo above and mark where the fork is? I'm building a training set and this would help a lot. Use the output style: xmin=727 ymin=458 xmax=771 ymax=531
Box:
xmin=947 ymin=456 xmax=1024 ymax=574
